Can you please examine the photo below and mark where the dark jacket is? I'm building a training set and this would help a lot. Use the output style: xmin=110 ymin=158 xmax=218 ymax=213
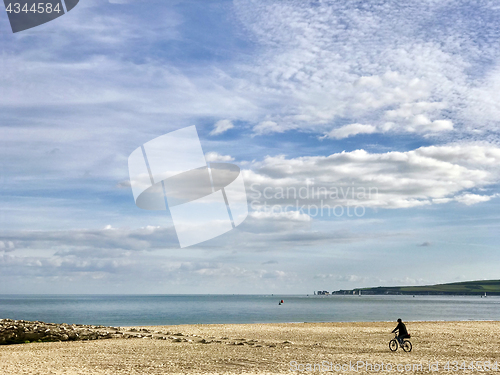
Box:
xmin=392 ymin=322 xmax=408 ymax=336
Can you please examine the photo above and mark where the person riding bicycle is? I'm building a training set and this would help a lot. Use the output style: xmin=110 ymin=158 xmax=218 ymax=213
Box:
xmin=392 ymin=318 xmax=410 ymax=344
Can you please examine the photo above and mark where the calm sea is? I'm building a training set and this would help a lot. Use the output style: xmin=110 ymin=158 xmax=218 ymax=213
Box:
xmin=0 ymin=295 xmax=499 ymax=326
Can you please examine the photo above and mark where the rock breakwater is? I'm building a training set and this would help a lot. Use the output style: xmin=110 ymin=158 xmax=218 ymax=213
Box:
xmin=0 ymin=318 xmax=123 ymax=345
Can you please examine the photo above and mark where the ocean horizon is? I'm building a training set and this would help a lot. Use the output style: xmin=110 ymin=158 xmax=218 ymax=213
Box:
xmin=1 ymin=294 xmax=499 ymax=327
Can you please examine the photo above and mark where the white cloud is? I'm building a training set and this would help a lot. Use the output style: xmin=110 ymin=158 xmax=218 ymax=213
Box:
xmin=249 ymin=211 xmax=311 ymax=221
xmin=406 ymin=116 xmax=454 ymax=134
xmin=245 ymin=144 xmax=500 ymax=209
xmin=210 ymin=119 xmax=234 ymax=135
xmin=253 ymin=121 xmax=290 ymax=135
xmin=205 ymin=152 xmax=234 ymax=162
xmin=321 ymin=123 xmax=377 ymax=140
xmin=319 ymin=101 xmax=454 ymax=140
xmin=429 ymin=120 xmax=454 ymax=132
xmin=454 ymin=193 xmax=497 ymax=206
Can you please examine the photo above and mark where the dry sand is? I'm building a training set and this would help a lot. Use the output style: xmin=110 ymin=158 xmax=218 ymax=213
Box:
xmin=0 ymin=321 xmax=499 ymax=374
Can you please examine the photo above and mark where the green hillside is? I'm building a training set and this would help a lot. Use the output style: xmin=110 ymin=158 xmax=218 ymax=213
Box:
xmin=333 ymin=279 xmax=500 ymax=295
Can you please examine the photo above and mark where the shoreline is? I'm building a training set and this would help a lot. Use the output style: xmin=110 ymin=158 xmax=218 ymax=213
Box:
xmin=123 ymin=319 xmax=500 ymax=328
xmin=3 ymin=318 xmax=500 ymax=328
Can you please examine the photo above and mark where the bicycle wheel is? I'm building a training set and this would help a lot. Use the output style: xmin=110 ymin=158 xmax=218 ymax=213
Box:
xmin=402 ymin=340 xmax=412 ymax=352
xmin=389 ymin=339 xmax=398 ymax=351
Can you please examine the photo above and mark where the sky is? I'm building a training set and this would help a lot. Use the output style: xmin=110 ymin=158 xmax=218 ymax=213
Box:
xmin=1 ymin=0 xmax=500 ymax=294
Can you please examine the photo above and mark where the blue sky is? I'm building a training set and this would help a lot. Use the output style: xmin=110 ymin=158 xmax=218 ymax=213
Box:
xmin=1 ymin=0 xmax=500 ymax=294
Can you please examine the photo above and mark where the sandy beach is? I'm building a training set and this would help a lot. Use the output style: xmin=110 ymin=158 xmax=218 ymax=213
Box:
xmin=0 ymin=321 xmax=499 ymax=374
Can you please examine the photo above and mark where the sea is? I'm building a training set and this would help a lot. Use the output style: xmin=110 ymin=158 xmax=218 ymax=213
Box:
xmin=0 ymin=294 xmax=499 ymax=327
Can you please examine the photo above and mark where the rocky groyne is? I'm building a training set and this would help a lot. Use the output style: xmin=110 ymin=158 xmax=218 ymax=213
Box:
xmin=0 ymin=318 xmax=282 ymax=348
xmin=0 ymin=318 xmax=126 ymax=345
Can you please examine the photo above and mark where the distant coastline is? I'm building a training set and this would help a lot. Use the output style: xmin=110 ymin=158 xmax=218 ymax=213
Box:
xmin=328 ymin=279 xmax=500 ymax=296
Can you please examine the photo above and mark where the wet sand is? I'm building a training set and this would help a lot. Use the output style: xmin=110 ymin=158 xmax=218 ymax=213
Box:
xmin=0 ymin=321 xmax=499 ymax=374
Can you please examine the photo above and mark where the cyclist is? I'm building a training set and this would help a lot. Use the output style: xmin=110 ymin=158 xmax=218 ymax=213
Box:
xmin=392 ymin=318 xmax=410 ymax=345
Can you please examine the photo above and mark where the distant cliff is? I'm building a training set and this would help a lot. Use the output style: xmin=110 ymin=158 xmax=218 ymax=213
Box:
xmin=332 ymin=279 xmax=500 ymax=296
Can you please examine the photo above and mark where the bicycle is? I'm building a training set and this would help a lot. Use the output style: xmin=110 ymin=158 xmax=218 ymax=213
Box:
xmin=389 ymin=332 xmax=412 ymax=352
